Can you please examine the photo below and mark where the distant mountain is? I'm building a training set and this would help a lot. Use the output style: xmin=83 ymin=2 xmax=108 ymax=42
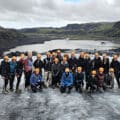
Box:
xmin=0 ymin=21 xmax=120 ymax=56
xmin=20 ymin=21 xmax=120 ymax=40
xmin=104 ymin=22 xmax=120 ymax=37
xmin=0 ymin=27 xmax=26 ymax=56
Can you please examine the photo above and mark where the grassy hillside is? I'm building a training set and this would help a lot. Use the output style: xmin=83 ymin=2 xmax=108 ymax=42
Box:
xmin=0 ymin=27 xmax=27 ymax=56
xmin=0 ymin=21 xmax=120 ymax=56
xmin=20 ymin=22 xmax=120 ymax=40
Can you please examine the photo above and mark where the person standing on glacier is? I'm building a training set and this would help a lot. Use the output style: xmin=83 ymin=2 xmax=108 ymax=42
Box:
xmin=110 ymin=54 xmax=120 ymax=88
xmin=43 ymin=52 xmax=52 ymax=87
xmin=1 ymin=56 xmax=10 ymax=93
xmin=15 ymin=53 xmax=25 ymax=92
xmin=24 ymin=52 xmax=33 ymax=90
xmin=9 ymin=56 xmax=17 ymax=92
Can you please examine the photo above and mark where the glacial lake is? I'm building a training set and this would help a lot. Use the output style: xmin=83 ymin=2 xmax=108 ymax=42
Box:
xmin=6 ymin=39 xmax=120 ymax=53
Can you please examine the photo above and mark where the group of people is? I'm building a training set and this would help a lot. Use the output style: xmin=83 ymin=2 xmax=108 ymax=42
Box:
xmin=0 ymin=50 xmax=120 ymax=94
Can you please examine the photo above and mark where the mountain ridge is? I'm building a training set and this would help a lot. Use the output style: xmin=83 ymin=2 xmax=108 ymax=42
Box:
xmin=0 ymin=21 xmax=120 ymax=56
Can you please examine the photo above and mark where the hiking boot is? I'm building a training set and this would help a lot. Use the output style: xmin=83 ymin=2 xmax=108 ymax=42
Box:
xmin=15 ymin=89 xmax=22 ymax=93
xmin=9 ymin=89 xmax=14 ymax=92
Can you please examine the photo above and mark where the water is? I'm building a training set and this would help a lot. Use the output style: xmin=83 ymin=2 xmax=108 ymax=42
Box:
xmin=1 ymin=39 xmax=120 ymax=120
xmin=5 ymin=39 xmax=120 ymax=53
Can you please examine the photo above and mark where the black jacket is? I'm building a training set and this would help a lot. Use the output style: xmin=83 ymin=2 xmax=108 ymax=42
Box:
xmin=110 ymin=60 xmax=120 ymax=74
xmin=75 ymin=72 xmax=84 ymax=84
xmin=56 ymin=55 xmax=63 ymax=63
xmin=52 ymin=63 xmax=61 ymax=77
xmin=1 ymin=61 xmax=10 ymax=77
xmin=84 ymin=58 xmax=91 ymax=74
xmin=68 ymin=57 xmax=77 ymax=71
xmin=16 ymin=59 xmax=24 ymax=75
xmin=77 ymin=57 xmax=85 ymax=70
xmin=33 ymin=59 xmax=44 ymax=69
xmin=43 ymin=57 xmax=52 ymax=71
xmin=90 ymin=57 xmax=102 ymax=71
xmin=61 ymin=62 xmax=69 ymax=73
xmin=101 ymin=58 xmax=109 ymax=74
xmin=88 ymin=75 xmax=98 ymax=86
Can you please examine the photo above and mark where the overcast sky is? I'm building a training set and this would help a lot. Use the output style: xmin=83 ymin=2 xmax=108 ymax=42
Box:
xmin=0 ymin=0 xmax=120 ymax=28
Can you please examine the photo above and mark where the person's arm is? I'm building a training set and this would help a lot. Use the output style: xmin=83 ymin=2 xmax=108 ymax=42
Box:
xmin=0 ymin=63 xmax=1 ymax=75
xmin=1 ymin=61 xmax=5 ymax=77
xmin=60 ymin=73 xmax=64 ymax=86
xmin=56 ymin=64 xmax=61 ymax=76
xmin=110 ymin=60 xmax=113 ymax=68
xmin=33 ymin=60 xmax=37 ymax=68
xmin=41 ymin=60 xmax=44 ymax=68
xmin=82 ymin=73 xmax=84 ymax=81
xmin=38 ymin=75 xmax=43 ymax=82
xmin=30 ymin=74 xmax=35 ymax=86
xmin=70 ymin=73 xmax=73 ymax=85
xmin=51 ymin=64 xmax=55 ymax=76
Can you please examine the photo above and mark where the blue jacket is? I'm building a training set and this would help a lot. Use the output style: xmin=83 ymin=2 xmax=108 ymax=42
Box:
xmin=60 ymin=72 xmax=73 ymax=87
xmin=9 ymin=61 xmax=17 ymax=74
xmin=30 ymin=73 xmax=42 ymax=86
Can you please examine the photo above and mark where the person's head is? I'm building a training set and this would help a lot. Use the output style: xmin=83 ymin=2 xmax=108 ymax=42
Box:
xmin=99 ymin=67 xmax=104 ymax=74
xmin=12 ymin=56 xmax=17 ymax=62
xmin=95 ymin=52 xmax=99 ymax=59
xmin=65 ymin=68 xmax=70 ymax=73
xmin=102 ymin=53 xmax=107 ymax=59
xmin=113 ymin=54 xmax=118 ymax=61
xmin=46 ymin=52 xmax=51 ymax=58
xmin=54 ymin=58 xmax=59 ymax=64
xmin=28 ymin=51 xmax=32 ymax=58
xmin=20 ymin=53 xmax=25 ymax=60
xmin=71 ymin=51 xmax=76 ymax=58
xmin=84 ymin=53 xmax=90 ymax=59
xmin=57 ymin=50 xmax=61 ymax=55
xmin=91 ymin=70 xmax=96 ymax=77
xmin=52 ymin=52 xmax=56 ymax=58
xmin=63 ymin=57 xmax=67 ymax=62
xmin=34 ymin=68 xmax=40 ymax=75
xmin=109 ymin=68 xmax=114 ymax=74
xmin=77 ymin=67 xmax=82 ymax=73
xmin=63 ymin=53 xmax=69 ymax=60
xmin=37 ymin=53 xmax=41 ymax=60
xmin=79 ymin=52 xmax=84 ymax=58
xmin=4 ymin=55 xmax=9 ymax=62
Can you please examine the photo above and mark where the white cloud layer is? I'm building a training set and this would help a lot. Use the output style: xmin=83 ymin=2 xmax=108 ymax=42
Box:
xmin=0 ymin=0 xmax=120 ymax=28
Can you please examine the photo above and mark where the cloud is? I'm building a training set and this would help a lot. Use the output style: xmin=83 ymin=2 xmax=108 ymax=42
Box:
xmin=0 ymin=0 xmax=120 ymax=28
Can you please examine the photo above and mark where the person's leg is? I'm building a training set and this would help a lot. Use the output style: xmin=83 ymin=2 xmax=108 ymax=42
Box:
xmin=75 ymin=83 xmax=78 ymax=92
xmin=115 ymin=73 xmax=120 ymax=88
xmin=25 ymin=71 xmax=32 ymax=88
xmin=111 ymin=79 xmax=114 ymax=89
xmin=60 ymin=86 xmax=66 ymax=93
xmin=103 ymin=83 xmax=106 ymax=91
xmin=48 ymin=71 xmax=52 ymax=86
xmin=31 ymin=85 xmax=37 ymax=93
xmin=44 ymin=71 xmax=48 ymax=87
xmin=67 ymin=86 xmax=72 ymax=93
xmin=54 ymin=76 xmax=58 ymax=87
xmin=98 ymin=81 xmax=104 ymax=92
xmin=52 ymin=76 xmax=56 ymax=88
xmin=56 ymin=75 xmax=61 ymax=87
xmin=86 ymin=82 xmax=89 ymax=90
xmin=79 ymin=83 xmax=83 ymax=93
xmin=24 ymin=72 xmax=28 ymax=88
xmin=16 ymin=74 xmax=22 ymax=90
xmin=5 ymin=77 xmax=9 ymax=91
xmin=10 ymin=74 xmax=15 ymax=91
xmin=27 ymin=71 xmax=32 ymax=87
xmin=38 ymin=81 xmax=44 ymax=91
